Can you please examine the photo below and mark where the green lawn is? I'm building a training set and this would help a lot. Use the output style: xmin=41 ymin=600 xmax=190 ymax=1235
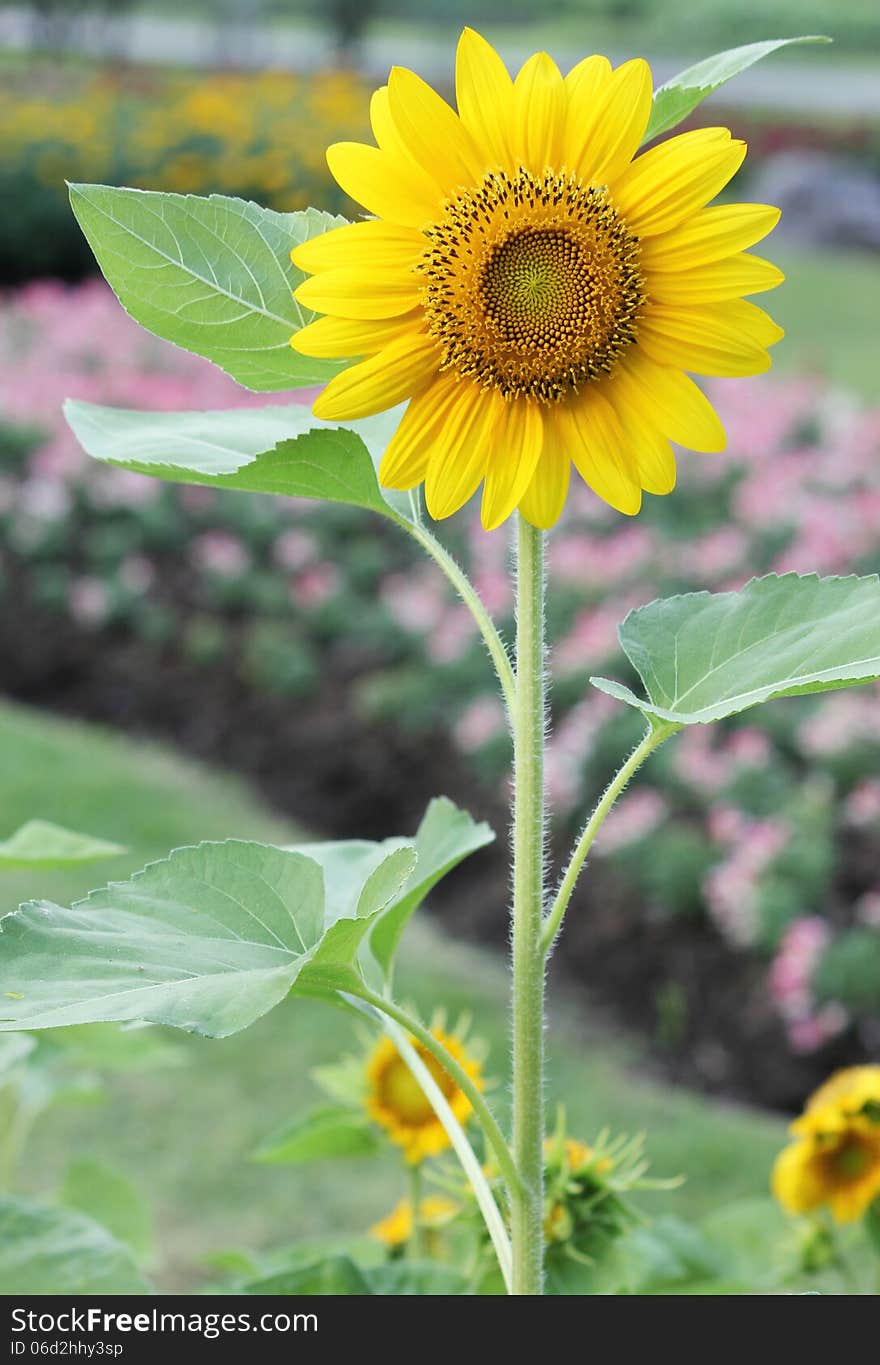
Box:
xmin=770 ymin=246 xmax=880 ymax=402
xmin=0 ymin=701 xmax=788 ymax=1290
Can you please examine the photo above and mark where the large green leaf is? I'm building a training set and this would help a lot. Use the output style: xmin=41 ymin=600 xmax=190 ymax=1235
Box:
xmin=252 ymin=1105 xmax=380 ymax=1165
xmin=63 ymin=399 xmax=407 ymax=519
xmin=592 ymin=574 xmax=880 ymax=728
xmin=0 ymin=839 xmax=414 ymax=1038
xmin=0 ymin=819 xmax=124 ymax=869
xmin=645 ymin=37 xmax=830 ymax=143
xmin=242 ymin=1254 xmax=372 ymax=1295
xmin=0 ymin=1197 xmax=150 ymax=1294
xmin=289 ymin=798 xmax=494 ymax=980
xmin=68 ymin=184 xmax=345 ymax=391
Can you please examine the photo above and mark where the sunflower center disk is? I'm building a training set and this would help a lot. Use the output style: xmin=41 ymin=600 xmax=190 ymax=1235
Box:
xmin=419 ymin=168 xmax=646 ymax=403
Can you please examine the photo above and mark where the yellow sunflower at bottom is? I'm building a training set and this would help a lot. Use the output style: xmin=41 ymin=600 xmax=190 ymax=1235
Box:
xmin=772 ymin=1066 xmax=880 ymax=1223
xmin=369 ymin=1195 xmax=459 ymax=1248
xmin=365 ymin=1028 xmax=484 ymax=1164
xmin=291 ymin=27 xmax=784 ymax=530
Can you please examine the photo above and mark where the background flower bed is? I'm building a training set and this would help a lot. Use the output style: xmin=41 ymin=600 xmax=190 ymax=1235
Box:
xmin=1 ymin=278 xmax=879 ymax=1109
xmin=0 ymin=58 xmax=372 ymax=283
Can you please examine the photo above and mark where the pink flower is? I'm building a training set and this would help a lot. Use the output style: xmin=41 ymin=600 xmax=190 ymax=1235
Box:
xmin=844 ymin=780 xmax=880 ymax=829
xmin=703 ymin=817 xmax=790 ymax=946
xmin=595 ymin=788 xmax=667 ymax=855
xmin=768 ymin=916 xmax=848 ymax=1053
xmin=292 ymin=563 xmax=340 ymax=608
xmin=453 ymin=696 xmax=507 ymax=753
xmin=68 ymin=576 xmax=110 ymax=628
xmin=191 ymin=531 xmax=250 ymax=577
xmin=274 ymin=528 xmax=317 ymax=572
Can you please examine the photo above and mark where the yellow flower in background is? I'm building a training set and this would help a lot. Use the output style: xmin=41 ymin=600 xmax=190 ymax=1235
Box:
xmin=369 ymin=1195 xmax=459 ymax=1247
xmin=772 ymin=1066 xmax=880 ymax=1223
xmin=292 ymin=27 xmax=783 ymax=530
xmin=543 ymin=1135 xmax=612 ymax=1175
xmin=365 ymin=1028 xmax=484 ymax=1164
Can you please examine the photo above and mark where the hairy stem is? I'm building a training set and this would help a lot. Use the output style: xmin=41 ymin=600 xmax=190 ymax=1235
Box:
xmin=510 ymin=515 xmax=547 ymax=1295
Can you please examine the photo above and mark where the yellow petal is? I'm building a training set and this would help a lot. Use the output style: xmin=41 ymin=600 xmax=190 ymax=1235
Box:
xmin=564 ymin=53 xmax=612 ymax=99
xmin=425 ymin=385 xmax=493 ymax=519
xmin=312 ymin=333 xmax=440 ymax=422
xmin=481 ymin=397 xmax=544 ymax=530
xmin=380 ymin=372 xmax=472 ymax=489
xmin=615 ymin=351 xmax=727 ymax=452
xmin=326 ymin=141 xmax=439 ymax=229
xmin=291 ymin=219 xmax=424 ymax=275
xmin=519 ymin=412 xmax=571 ymax=528
xmin=513 ymin=51 xmax=566 ymax=174
xmin=633 ymin=430 xmax=677 ymax=496
xmin=387 ymin=65 xmax=484 ymax=198
xmin=455 ymin=27 xmax=514 ymax=170
xmin=562 ymin=389 xmax=641 ymax=515
xmin=370 ymin=85 xmax=454 ymax=206
xmin=291 ymin=313 xmax=419 ymax=359
xmin=637 ymin=300 xmax=782 ymax=377
xmin=569 ymin=58 xmax=652 ymax=184
xmin=612 ymin=128 xmax=747 ymax=237
xmin=605 ymin=391 xmax=677 ymax=495
xmin=295 ymin=267 xmax=421 ymax=320
xmin=648 ymin=252 xmax=785 ymax=304
xmin=640 ymin=203 xmax=782 ymax=271
xmin=772 ymin=1142 xmax=824 ymax=1215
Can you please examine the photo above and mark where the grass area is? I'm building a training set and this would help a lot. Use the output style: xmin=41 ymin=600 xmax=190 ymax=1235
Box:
xmin=769 ymin=246 xmax=880 ymax=402
xmin=0 ymin=701 xmax=788 ymax=1290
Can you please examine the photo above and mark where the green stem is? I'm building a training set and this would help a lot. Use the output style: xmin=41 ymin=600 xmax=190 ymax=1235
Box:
xmin=510 ymin=515 xmax=547 ymax=1296
xmin=399 ymin=516 xmax=516 ymax=714
xmin=351 ymin=986 xmax=521 ymax=1199
xmin=408 ymin=1163 xmax=424 ymax=1261
xmin=541 ymin=724 xmax=673 ymax=956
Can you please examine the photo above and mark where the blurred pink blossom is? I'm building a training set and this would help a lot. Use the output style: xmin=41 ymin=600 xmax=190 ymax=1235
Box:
xmin=453 ymin=696 xmax=507 ymax=753
xmin=292 ymin=563 xmax=340 ymax=608
xmin=768 ymin=916 xmax=848 ymax=1053
xmin=191 ymin=531 xmax=251 ymax=577
xmin=595 ymin=787 xmax=667 ymax=855
xmin=703 ymin=817 xmax=790 ymax=946
xmin=68 ymin=576 xmax=110 ymax=628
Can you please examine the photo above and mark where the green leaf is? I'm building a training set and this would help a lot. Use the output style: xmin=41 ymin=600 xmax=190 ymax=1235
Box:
xmin=0 ymin=839 xmax=414 ymax=1038
xmin=68 ymin=184 xmax=345 ymax=391
xmin=252 ymin=1105 xmax=380 ymax=1165
xmin=290 ymin=798 xmax=494 ymax=981
xmin=63 ymin=399 xmax=406 ymax=520
xmin=0 ymin=1197 xmax=149 ymax=1293
xmin=613 ymin=1217 xmax=728 ymax=1294
xmin=243 ymin=1254 xmax=371 ymax=1295
xmin=699 ymin=1198 xmax=794 ymax=1287
xmin=369 ymin=797 xmax=494 ymax=978
xmin=645 ymin=37 xmax=831 ymax=142
xmin=0 ymin=820 xmax=125 ymax=869
xmin=365 ymin=1262 xmax=472 ymax=1295
xmin=61 ymin=1159 xmax=152 ymax=1262
xmin=592 ymin=574 xmax=880 ymax=728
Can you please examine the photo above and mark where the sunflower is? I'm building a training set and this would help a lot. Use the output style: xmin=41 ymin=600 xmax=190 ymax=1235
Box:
xmin=772 ymin=1066 xmax=880 ymax=1224
xmin=291 ymin=27 xmax=783 ymax=530
xmin=365 ymin=1028 xmax=484 ymax=1164
xmin=369 ymin=1195 xmax=459 ymax=1248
